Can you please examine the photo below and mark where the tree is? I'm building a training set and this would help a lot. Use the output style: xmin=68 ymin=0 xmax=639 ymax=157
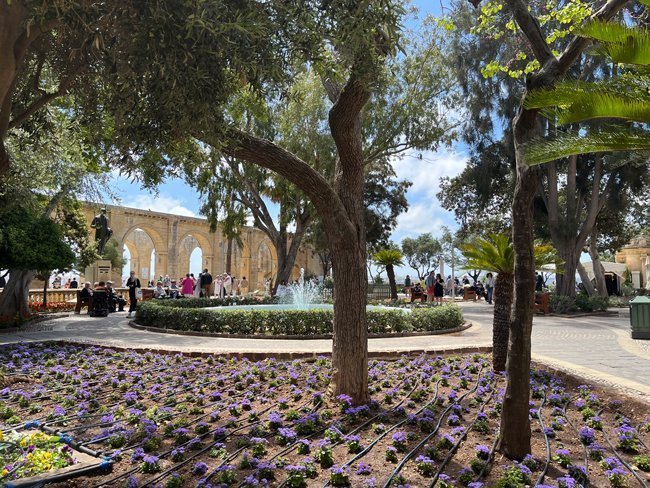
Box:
xmin=0 ymin=107 xmax=107 ymax=322
xmin=401 ymin=233 xmax=444 ymax=281
xmin=0 ymin=207 xmax=75 ymax=322
xmin=462 ymin=234 xmax=558 ymax=372
xmin=373 ymin=248 xmax=404 ymax=300
xmin=100 ymin=0 xmax=417 ymax=404
xmin=474 ymin=0 xmax=632 ymax=459
xmin=0 ymin=1 xmax=125 ymax=176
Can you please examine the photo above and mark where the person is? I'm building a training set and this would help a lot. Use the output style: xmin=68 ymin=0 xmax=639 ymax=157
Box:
xmin=69 ymin=277 xmax=78 ymax=289
xmin=232 ymin=276 xmax=239 ymax=296
xmin=404 ymin=275 xmax=412 ymax=297
xmin=276 ymin=280 xmax=288 ymax=298
xmin=265 ymin=278 xmax=272 ymax=297
xmin=168 ymin=280 xmax=179 ymax=299
xmin=434 ymin=273 xmax=444 ymax=305
xmin=475 ymin=281 xmax=486 ymax=301
xmin=94 ymin=280 xmax=107 ymax=291
xmin=462 ymin=276 xmax=470 ymax=286
xmin=194 ymin=273 xmax=202 ymax=298
xmin=163 ymin=275 xmax=171 ymax=288
xmin=240 ymin=276 xmax=249 ymax=296
xmin=126 ymin=271 xmax=141 ymax=318
xmin=181 ymin=274 xmax=194 ymax=296
xmin=485 ymin=272 xmax=495 ymax=304
xmin=75 ymin=282 xmax=93 ymax=314
xmin=223 ymin=273 xmax=232 ymax=296
xmin=64 ymin=278 xmax=71 ymax=289
xmin=201 ymin=268 xmax=213 ymax=297
xmin=445 ymin=275 xmax=453 ymax=296
xmin=214 ymin=274 xmax=223 ymax=298
xmin=535 ymin=272 xmax=544 ymax=292
xmin=154 ymin=281 xmax=167 ymax=299
xmin=52 ymin=275 xmax=62 ymax=289
xmin=105 ymin=280 xmax=116 ymax=312
xmin=424 ymin=271 xmax=435 ymax=303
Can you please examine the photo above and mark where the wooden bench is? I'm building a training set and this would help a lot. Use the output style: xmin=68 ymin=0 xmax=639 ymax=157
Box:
xmin=463 ymin=289 xmax=477 ymax=301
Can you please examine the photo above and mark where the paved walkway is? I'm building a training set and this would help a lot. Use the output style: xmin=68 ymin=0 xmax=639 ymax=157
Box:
xmin=1 ymin=303 xmax=649 ymax=400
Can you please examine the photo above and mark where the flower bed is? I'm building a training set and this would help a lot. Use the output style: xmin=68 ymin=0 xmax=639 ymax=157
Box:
xmin=0 ymin=430 xmax=77 ymax=480
xmin=1 ymin=343 xmax=648 ymax=487
xmin=28 ymin=302 xmax=75 ymax=314
xmin=134 ymin=301 xmax=465 ymax=335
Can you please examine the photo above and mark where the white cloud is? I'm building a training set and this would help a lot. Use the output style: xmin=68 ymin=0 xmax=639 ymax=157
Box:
xmin=389 ymin=148 xmax=468 ymax=243
xmin=122 ymin=194 xmax=199 ymax=218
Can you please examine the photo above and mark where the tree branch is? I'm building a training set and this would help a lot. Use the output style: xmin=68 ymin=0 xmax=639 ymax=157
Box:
xmin=504 ymin=0 xmax=554 ymax=66
xmin=216 ymin=129 xmax=355 ymax=242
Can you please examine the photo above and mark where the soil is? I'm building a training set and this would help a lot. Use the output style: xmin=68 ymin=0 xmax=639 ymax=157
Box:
xmin=0 ymin=343 xmax=648 ymax=487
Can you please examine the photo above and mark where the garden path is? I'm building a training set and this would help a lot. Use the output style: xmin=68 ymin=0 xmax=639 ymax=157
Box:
xmin=1 ymin=302 xmax=649 ymax=400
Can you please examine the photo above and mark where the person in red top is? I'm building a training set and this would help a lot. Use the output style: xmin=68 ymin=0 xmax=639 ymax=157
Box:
xmin=181 ymin=273 xmax=195 ymax=296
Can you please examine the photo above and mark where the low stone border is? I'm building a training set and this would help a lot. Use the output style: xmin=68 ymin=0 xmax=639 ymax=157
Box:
xmin=36 ymin=339 xmax=491 ymax=361
xmin=546 ymin=311 xmax=619 ymax=318
xmin=127 ymin=320 xmax=473 ymax=340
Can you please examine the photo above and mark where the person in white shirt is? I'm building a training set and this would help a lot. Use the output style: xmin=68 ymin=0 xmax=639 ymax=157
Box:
xmin=276 ymin=280 xmax=288 ymax=298
xmin=223 ymin=273 xmax=232 ymax=296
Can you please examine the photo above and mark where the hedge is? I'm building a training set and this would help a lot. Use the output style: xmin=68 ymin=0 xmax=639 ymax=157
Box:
xmin=134 ymin=301 xmax=465 ymax=336
xmin=549 ymin=294 xmax=610 ymax=314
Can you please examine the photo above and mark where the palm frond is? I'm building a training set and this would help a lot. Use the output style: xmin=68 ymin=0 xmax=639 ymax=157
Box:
xmin=579 ymin=21 xmax=650 ymax=66
xmin=522 ymin=129 xmax=650 ymax=165
xmin=524 ymin=80 xmax=650 ymax=124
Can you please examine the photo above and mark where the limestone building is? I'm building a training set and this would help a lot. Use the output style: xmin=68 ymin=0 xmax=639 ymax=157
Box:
xmin=615 ymin=234 xmax=650 ymax=289
xmin=81 ymin=203 xmax=321 ymax=290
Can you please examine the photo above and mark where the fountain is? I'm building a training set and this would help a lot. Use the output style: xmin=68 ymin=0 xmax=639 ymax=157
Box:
xmin=283 ymin=268 xmax=323 ymax=309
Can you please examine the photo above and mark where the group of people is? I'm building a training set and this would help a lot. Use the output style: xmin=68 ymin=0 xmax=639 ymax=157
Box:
xmin=141 ymin=269 xmax=250 ymax=301
xmin=404 ymin=272 xmax=496 ymax=305
xmin=75 ymin=280 xmax=127 ymax=315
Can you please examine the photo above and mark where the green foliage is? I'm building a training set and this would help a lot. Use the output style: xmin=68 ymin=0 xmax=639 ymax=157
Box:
xmin=401 ymin=233 xmax=444 ymax=280
xmin=373 ymin=249 xmax=404 ymax=267
xmin=523 ymin=9 xmax=650 ymax=164
xmin=550 ymin=294 xmax=609 ymax=313
xmin=0 ymin=207 xmax=75 ymax=274
xmin=134 ymin=301 xmax=464 ymax=335
xmin=634 ymin=455 xmax=650 ymax=471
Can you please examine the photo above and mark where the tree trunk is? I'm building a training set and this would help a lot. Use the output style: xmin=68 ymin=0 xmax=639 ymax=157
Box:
xmin=498 ymin=104 xmax=540 ymax=460
xmin=42 ymin=277 xmax=48 ymax=307
xmin=386 ymin=264 xmax=398 ymax=300
xmin=319 ymin=252 xmax=331 ymax=277
xmin=577 ymin=262 xmax=597 ymax=296
xmin=492 ymin=272 xmax=514 ymax=373
xmin=556 ymin=247 xmax=579 ymax=296
xmin=330 ymin=241 xmax=368 ymax=404
xmin=589 ymin=230 xmax=609 ymax=297
xmin=225 ymin=237 xmax=233 ymax=274
xmin=0 ymin=269 xmax=34 ymax=323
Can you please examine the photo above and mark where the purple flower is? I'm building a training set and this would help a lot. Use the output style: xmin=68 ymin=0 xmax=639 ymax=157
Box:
xmin=357 ymin=462 xmax=372 ymax=475
xmin=475 ymin=444 xmax=490 ymax=460
xmin=193 ymin=461 xmax=209 ymax=475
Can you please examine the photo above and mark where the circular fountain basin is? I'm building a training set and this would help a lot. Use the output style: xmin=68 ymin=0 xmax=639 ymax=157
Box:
xmin=205 ymin=303 xmax=410 ymax=312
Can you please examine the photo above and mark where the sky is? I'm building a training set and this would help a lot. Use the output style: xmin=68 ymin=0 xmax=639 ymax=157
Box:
xmin=108 ymin=0 xmax=470 ymax=281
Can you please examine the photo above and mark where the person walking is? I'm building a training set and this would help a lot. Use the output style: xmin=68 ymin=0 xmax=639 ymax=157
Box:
xmin=425 ymin=271 xmax=435 ymax=303
xmin=181 ymin=273 xmax=194 ymax=296
xmin=485 ymin=272 xmax=495 ymax=304
xmin=125 ymin=271 xmax=141 ymax=318
xmin=434 ymin=273 xmax=444 ymax=305
xmin=404 ymin=274 xmax=412 ymax=297
xmin=201 ymin=268 xmax=213 ymax=297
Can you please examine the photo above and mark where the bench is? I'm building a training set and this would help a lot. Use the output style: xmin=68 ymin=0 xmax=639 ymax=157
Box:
xmin=410 ymin=290 xmax=426 ymax=303
xmin=463 ymin=289 xmax=477 ymax=301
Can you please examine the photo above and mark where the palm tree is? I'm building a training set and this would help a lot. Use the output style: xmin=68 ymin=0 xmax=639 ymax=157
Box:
xmin=373 ymin=249 xmax=404 ymax=300
xmin=523 ymin=18 xmax=650 ymax=163
xmin=461 ymin=234 xmax=558 ymax=372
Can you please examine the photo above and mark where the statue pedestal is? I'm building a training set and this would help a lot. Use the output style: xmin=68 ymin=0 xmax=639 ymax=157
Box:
xmin=86 ymin=260 xmax=112 ymax=285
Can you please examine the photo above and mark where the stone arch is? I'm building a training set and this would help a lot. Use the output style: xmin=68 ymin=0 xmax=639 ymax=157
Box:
xmin=176 ymin=230 xmax=215 ymax=276
xmin=253 ymin=240 xmax=277 ymax=290
xmin=120 ymin=225 xmax=165 ymax=283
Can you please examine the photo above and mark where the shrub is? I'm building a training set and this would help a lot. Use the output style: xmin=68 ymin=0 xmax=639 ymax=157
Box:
xmin=134 ymin=301 xmax=464 ymax=336
xmin=549 ymin=295 xmax=578 ymax=314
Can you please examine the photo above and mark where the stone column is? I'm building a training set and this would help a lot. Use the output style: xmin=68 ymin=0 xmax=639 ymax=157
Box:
xmin=157 ymin=252 xmax=169 ymax=280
